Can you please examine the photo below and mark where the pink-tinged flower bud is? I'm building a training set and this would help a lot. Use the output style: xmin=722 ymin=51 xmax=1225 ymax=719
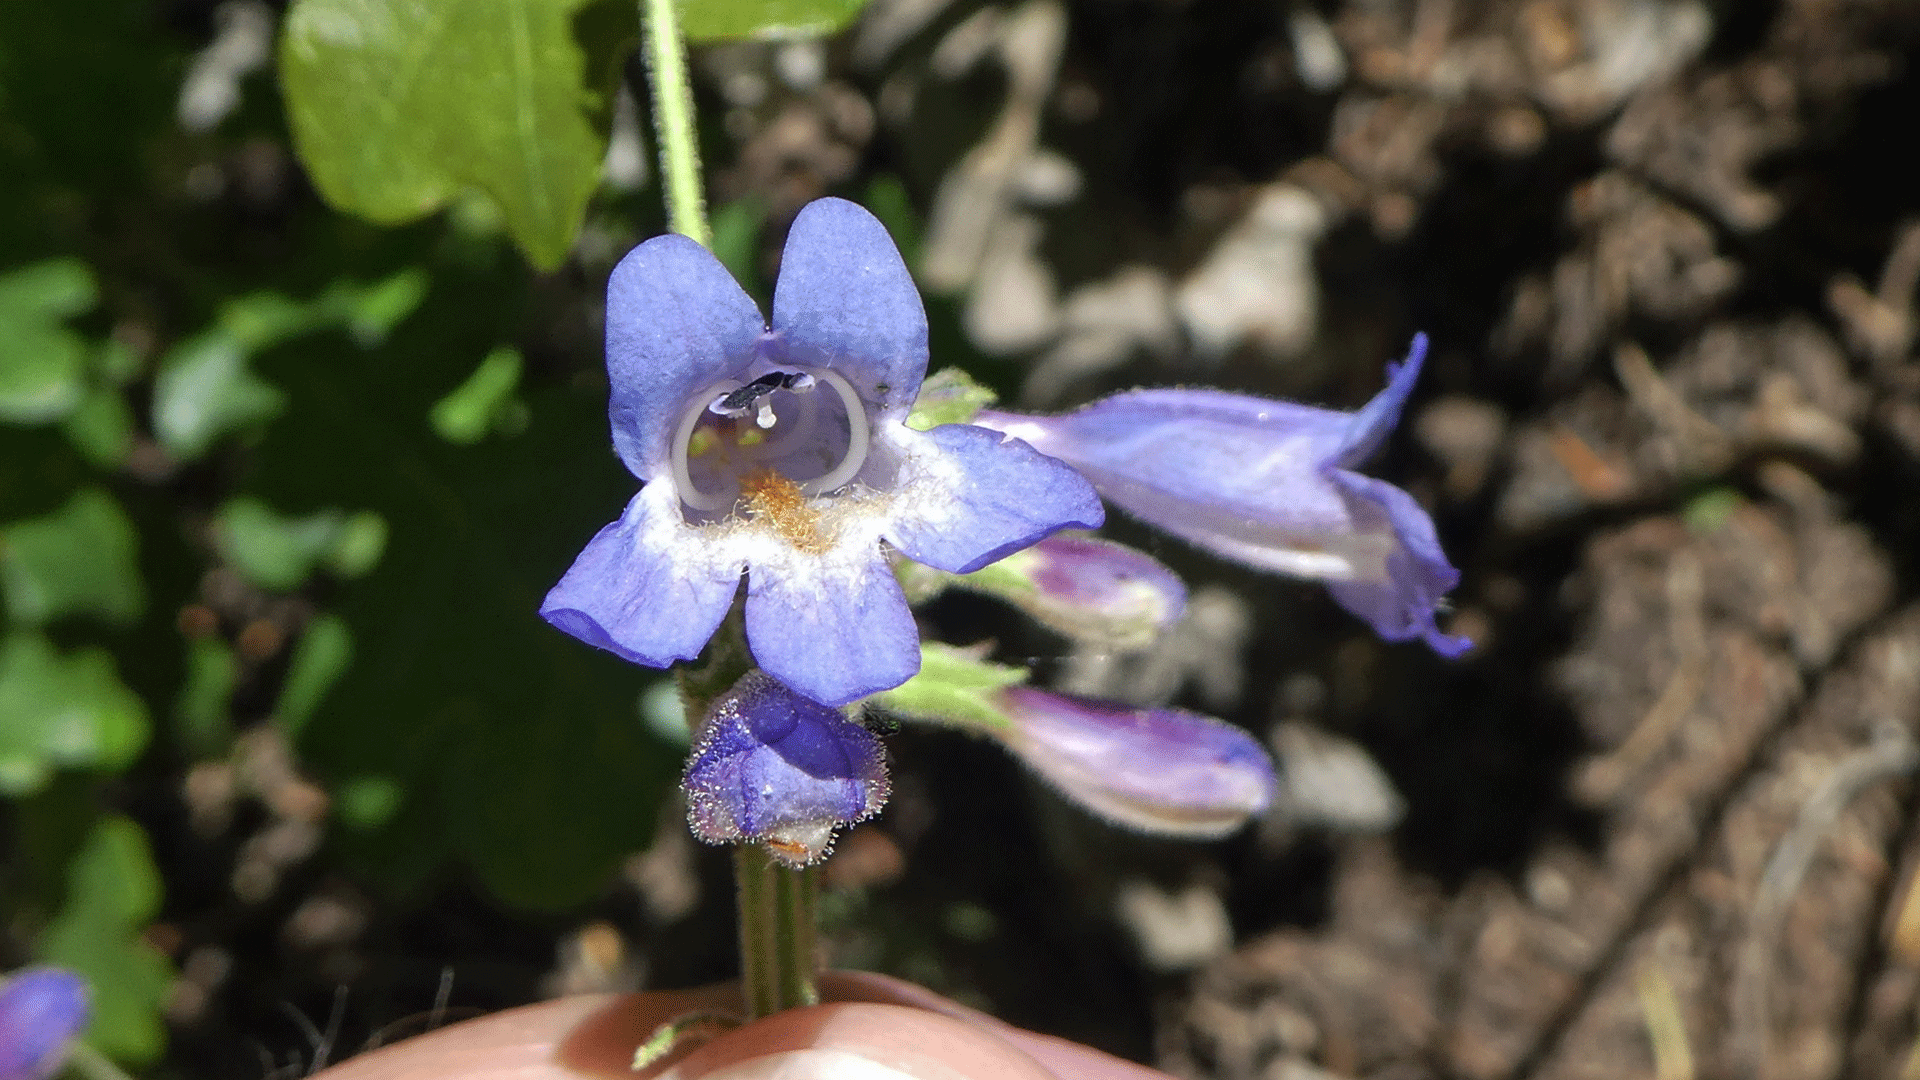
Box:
xmin=683 ymin=671 xmax=890 ymax=867
xmin=960 ymin=533 xmax=1186 ymax=650
xmin=0 ymin=967 xmax=88 ymax=1080
xmin=991 ymin=687 xmax=1275 ymax=838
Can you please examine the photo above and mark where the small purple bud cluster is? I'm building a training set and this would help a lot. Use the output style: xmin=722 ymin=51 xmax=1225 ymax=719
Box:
xmin=683 ymin=672 xmax=889 ymax=867
xmin=546 ymin=198 xmax=1466 ymax=860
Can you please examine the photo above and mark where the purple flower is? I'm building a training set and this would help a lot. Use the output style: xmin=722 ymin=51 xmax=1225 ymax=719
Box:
xmin=992 ymin=688 xmax=1275 ymax=837
xmin=683 ymin=671 xmax=889 ymax=866
xmin=541 ymin=198 xmax=1104 ymax=705
xmin=974 ymin=335 xmax=1469 ymax=657
xmin=0 ymin=967 xmax=88 ymax=1080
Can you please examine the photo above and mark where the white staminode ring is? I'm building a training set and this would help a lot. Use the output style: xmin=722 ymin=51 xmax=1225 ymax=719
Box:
xmin=670 ymin=367 xmax=870 ymax=514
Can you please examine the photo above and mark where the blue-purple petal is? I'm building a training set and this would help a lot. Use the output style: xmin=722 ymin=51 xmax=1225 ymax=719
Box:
xmin=606 ymin=233 xmax=768 ymax=480
xmin=683 ymin=671 xmax=889 ymax=866
xmin=1324 ymin=471 xmax=1472 ymax=657
xmin=771 ymin=198 xmax=929 ymax=417
xmin=0 ymin=967 xmax=89 ymax=1080
xmin=745 ymin=547 xmax=921 ymax=707
xmin=975 ymin=399 xmax=1358 ymax=576
xmin=992 ymin=688 xmax=1276 ymax=838
xmin=539 ymin=487 xmax=743 ymax=669
xmin=884 ymin=424 xmax=1105 ymax=576
xmin=1332 ymin=333 xmax=1428 ymax=468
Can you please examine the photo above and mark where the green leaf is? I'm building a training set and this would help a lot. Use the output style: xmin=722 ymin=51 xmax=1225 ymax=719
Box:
xmin=174 ymin=637 xmax=238 ymax=755
xmin=60 ymin=385 xmax=136 ymax=468
xmin=275 ymin=614 xmax=353 ymax=740
xmin=905 ymin=367 xmax=998 ymax=430
xmin=331 ymin=267 xmax=432 ymax=346
xmin=1685 ymin=486 xmax=1743 ymax=534
xmin=151 ymin=330 xmax=287 ymax=459
xmin=679 ymin=0 xmax=872 ymax=41
xmin=327 ymin=511 xmax=390 ymax=578
xmin=336 ymin=774 xmax=403 ymax=830
xmin=0 ymin=633 xmax=149 ymax=796
xmin=38 ymin=816 xmax=174 ymax=1064
xmin=214 ymin=497 xmax=384 ymax=591
xmin=0 ymin=488 xmax=144 ymax=627
xmin=280 ymin=0 xmax=628 ymax=270
xmin=153 ymin=272 xmax=427 ymax=460
xmin=869 ymin=643 xmax=1027 ymax=735
xmin=0 ymin=258 xmax=97 ymax=425
xmin=430 ymin=347 xmax=526 ymax=445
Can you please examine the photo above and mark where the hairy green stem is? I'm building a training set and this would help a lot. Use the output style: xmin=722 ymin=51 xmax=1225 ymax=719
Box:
xmin=640 ymin=0 xmax=711 ymax=248
xmin=733 ymin=844 xmax=821 ymax=1018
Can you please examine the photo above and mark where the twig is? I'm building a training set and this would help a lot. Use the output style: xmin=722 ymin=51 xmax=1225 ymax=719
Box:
xmin=1731 ymin=722 xmax=1919 ymax=1080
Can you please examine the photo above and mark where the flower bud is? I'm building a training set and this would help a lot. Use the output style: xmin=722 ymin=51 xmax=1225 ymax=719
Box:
xmin=683 ymin=671 xmax=890 ymax=867
xmin=991 ymin=687 xmax=1275 ymax=838
xmin=958 ymin=533 xmax=1185 ymax=651
xmin=0 ymin=967 xmax=89 ymax=1080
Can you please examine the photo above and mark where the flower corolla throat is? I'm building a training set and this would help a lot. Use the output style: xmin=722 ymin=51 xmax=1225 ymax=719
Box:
xmin=670 ymin=360 xmax=875 ymax=541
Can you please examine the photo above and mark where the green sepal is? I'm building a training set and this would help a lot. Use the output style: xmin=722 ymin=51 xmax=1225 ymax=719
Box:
xmin=905 ymin=367 xmax=998 ymax=431
xmin=868 ymin=643 xmax=1027 ymax=735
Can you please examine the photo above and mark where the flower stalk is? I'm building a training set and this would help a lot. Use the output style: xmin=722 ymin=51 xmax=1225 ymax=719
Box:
xmin=639 ymin=0 xmax=809 ymax=1016
xmin=641 ymin=0 xmax=710 ymax=248
xmin=734 ymin=845 xmax=821 ymax=1019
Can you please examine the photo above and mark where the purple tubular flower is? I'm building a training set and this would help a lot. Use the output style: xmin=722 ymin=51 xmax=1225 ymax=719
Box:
xmin=0 ymin=968 xmax=89 ymax=1080
xmin=683 ymin=671 xmax=890 ymax=867
xmin=974 ymin=335 xmax=1470 ymax=657
xmin=541 ymin=198 xmax=1104 ymax=705
xmin=992 ymin=688 xmax=1275 ymax=838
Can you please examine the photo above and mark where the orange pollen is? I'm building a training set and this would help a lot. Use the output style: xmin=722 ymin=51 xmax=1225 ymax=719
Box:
xmin=765 ymin=837 xmax=818 ymax=864
xmin=740 ymin=467 xmax=826 ymax=552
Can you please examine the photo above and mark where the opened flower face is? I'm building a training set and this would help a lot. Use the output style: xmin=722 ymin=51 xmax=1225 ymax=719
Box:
xmin=542 ymin=199 xmax=1104 ymax=705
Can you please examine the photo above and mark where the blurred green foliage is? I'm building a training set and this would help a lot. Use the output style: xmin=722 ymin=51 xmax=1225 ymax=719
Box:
xmin=38 ymin=816 xmax=173 ymax=1062
xmin=2 ymin=0 xmax=883 ymax=1060
xmin=431 ymin=346 xmax=529 ymax=444
xmin=0 ymin=635 xmax=148 ymax=796
xmin=0 ymin=489 xmax=144 ymax=628
xmin=679 ymin=0 xmax=872 ymax=41
xmin=0 ymin=260 xmax=97 ymax=425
